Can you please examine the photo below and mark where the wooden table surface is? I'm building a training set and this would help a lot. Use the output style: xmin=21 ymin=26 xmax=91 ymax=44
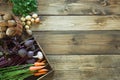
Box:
xmin=1 ymin=0 xmax=120 ymax=80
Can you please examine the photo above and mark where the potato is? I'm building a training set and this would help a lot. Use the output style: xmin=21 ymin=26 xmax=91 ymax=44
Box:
xmin=0 ymin=32 xmax=6 ymax=39
xmin=6 ymin=27 xmax=16 ymax=36
xmin=7 ymin=20 xmax=16 ymax=27
xmin=3 ymin=13 xmax=12 ymax=20
xmin=0 ymin=26 xmax=7 ymax=31
xmin=0 ymin=20 xmax=7 ymax=27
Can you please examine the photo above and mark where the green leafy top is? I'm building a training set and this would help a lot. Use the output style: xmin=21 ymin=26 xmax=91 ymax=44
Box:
xmin=10 ymin=0 xmax=38 ymax=16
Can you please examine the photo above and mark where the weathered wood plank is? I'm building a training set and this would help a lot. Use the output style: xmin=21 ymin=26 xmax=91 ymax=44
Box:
xmin=33 ymin=31 xmax=120 ymax=55
xmin=32 ymin=16 xmax=120 ymax=31
xmin=42 ymin=69 xmax=120 ymax=80
xmin=41 ymin=55 xmax=120 ymax=80
xmin=38 ymin=0 xmax=120 ymax=15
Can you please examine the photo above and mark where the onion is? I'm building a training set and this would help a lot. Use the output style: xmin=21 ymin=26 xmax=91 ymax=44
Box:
xmin=21 ymin=17 xmax=26 ymax=22
xmin=35 ymin=18 xmax=40 ymax=23
xmin=26 ymin=29 xmax=32 ymax=35
xmin=26 ymin=21 xmax=31 ymax=25
xmin=25 ymin=15 xmax=31 ymax=21
xmin=33 ymin=51 xmax=43 ymax=60
xmin=32 ymin=13 xmax=38 ymax=18
xmin=31 ymin=18 xmax=35 ymax=23
xmin=25 ymin=25 xmax=30 ymax=30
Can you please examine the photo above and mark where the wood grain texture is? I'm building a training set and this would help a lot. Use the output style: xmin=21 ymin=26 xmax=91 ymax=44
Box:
xmin=37 ymin=0 xmax=120 ymax=15
xmin=33 ymin=31 xmax=120 ymax=55
xmin=31 ymin=16 xmax=120 ymax=31
xmin=41 ymin=55 xmax=120 ymax=80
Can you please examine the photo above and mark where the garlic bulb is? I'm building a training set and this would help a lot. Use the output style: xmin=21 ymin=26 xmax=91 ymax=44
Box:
xmin=32 ymin=13 xmax=38 ymax=18
xmin=25 ymin=15 xmax=31 ymax=21
xmin=33 ymin=51 xmax=43 ymax=60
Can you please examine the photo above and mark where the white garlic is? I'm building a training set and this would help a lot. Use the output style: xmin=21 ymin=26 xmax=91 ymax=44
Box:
xmin=25 ymin=15 xmax=31 ymax=21
xmin=21 ymin=17 xmax=26 ymax=22
xmin=32 ymin=13 xmax=38 ymax=18
xmin=25 ymin=25 xmax=30 ymax=29
xmin=26 ymin=21 xmax=31 ymax=25
xmin=33 ymin=51 xmax=43 ymax=60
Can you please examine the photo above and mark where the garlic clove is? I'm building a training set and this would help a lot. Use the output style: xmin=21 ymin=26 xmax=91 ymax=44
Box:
xmin=33 ymin=51 xmax=43 ymax=60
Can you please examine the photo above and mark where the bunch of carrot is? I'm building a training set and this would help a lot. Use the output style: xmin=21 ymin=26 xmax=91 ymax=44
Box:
xmin=0 ymin=60 xmax=48 ymax=80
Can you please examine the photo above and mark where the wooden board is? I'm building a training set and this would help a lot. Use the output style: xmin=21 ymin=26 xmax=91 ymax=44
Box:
xmin=41 ymin=55 xmax=120 ymax=80
xmin=38 ymin=0 xmax=120 ymax=15
xmin=33 ymin=31 xmax=120 ymax=55
xmin=31 ymin=16 xmax=120 ymax=31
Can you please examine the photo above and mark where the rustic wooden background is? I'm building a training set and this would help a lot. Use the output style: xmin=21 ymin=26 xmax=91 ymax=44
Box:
xmin=1 ymin=0 xmax=120 ymax=80
xmin=35 ymin=0 xmax=120 ymax=80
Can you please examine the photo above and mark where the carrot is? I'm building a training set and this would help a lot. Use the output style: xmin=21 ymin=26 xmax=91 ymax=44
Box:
xmin=34 ymin=62 xmax=45 ymax=66
xmin=29 ymin=66 xmax=45 ymax=71
xmin=38 ymin=69 xmax=48 ymax=73
xmin=34 ymin=71 xmax=47 ymax=76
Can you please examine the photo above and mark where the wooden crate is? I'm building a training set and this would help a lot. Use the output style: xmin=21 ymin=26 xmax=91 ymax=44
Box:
xmin=23 ymin=37 xmax=54 ymax=80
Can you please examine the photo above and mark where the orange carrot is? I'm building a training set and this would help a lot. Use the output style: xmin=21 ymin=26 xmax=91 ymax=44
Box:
xmin=29 ymin=66 xmax=45 ymax=71
xmin=38 ymin=69 xmax=48 ymax=73
xmin=34 ymin=62 xmax=45 ymax=66
xmin=34 ymin=71 xmax=47 ymax=76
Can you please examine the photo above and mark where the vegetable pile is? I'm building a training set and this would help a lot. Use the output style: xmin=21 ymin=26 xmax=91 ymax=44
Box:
xmin=0 ymin=37 xmax=51 ymax=80
xmin=0 ymin=13 xmax=23 ymax=38
xmin=0 ymin=0 xmax=52 ymax=80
